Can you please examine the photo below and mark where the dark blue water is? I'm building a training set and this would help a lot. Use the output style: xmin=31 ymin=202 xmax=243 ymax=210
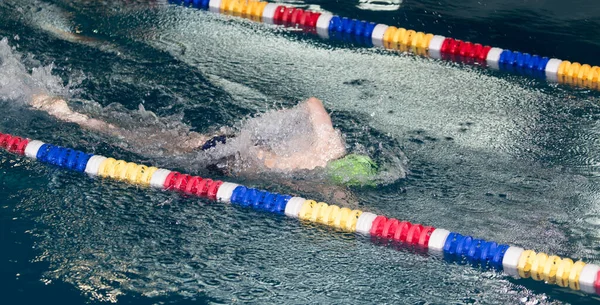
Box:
xmin=2 ymin=0 xmax=600 ymax=304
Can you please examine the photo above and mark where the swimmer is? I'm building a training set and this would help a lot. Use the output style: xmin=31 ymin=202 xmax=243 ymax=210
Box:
xmin=31 ymin=94 xmax=379 ymax=187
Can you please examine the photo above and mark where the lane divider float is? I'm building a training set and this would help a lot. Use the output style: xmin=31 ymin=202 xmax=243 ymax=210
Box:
xmin=169 ymin=0 xmax=600 ymax=90
xmin=2 ymin=131 xmax=599 ymax=296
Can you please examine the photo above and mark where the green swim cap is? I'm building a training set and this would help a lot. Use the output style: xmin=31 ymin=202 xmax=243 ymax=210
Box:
xmin=327 ymin=154 xmax=378 ymax=187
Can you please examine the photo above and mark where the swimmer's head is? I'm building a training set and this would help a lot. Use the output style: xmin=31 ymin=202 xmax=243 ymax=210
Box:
xmin=327 ymin=154 xmax=378 ymax=187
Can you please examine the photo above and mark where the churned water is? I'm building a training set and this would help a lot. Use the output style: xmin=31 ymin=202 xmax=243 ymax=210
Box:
xmin=2 ymin=0 xmax=600 ymax=304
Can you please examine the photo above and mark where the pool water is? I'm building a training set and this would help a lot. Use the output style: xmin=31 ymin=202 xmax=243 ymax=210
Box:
xmin=2 ymin=0 xmax=600 ymax=304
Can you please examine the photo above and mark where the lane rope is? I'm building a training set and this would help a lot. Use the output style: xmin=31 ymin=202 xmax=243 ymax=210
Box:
xmin=169 ymin=0 xmax=600 ymax=90
xmin=2 ymin=131 xmax=598 ymax=296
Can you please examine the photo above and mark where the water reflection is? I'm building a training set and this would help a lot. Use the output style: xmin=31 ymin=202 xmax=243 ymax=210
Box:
xmin=357 ymin=0 xmax=402 ymax=11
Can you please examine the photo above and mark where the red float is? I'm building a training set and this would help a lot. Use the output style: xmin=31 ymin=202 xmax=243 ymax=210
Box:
xmin=272 ymin=6 xmax=286 ymax=23
xmin=369 ymin=215 xmax=387 ymax=236
xmin=406 ymin=224 xmax=424 ymax=245
xmin=0 ymin=135 xmax=29 ymax=155
xmin=207 ymin=180 xmax=223 ymax=200
xmin=440 ymin=38 xmax=453 ymax=53
xmin=298 ymin=11 xmax=312 ymax=27
xmin=185 ymin=176 xmax=203 ymax=194
xmin=417 ymin=226 xmax=436 ymax=248
xmin=393 ymin=221 xmax=412 ymax=242
xmin=306 ymin=12 xmax=321 ymax=28
xmin=459 ymin=42 xmax=474 ymax=57
xmin=13 ymin=138 xmax=29 ymax=155
xmin=0 ymin=133 xmax=11 ymax=149
xmin=381 ymin=218 xmax=399 ymax=239
xmin=449 ymin=40 xmax=462 ymax=55
xmin=173 ymin=173 xmax=191 ymax=192
xmin=477 ymin=45 xmax=492 ymax=61
xmin=290 ymin=8 xmax=304 ymax=25
xmin=195 ymin=178 xmax=212 ymax=197
xmin=469 ymin=43 xmax=482 ymax=58
xmin=163 ymin=171 xmax=179 ymax=189
xmin=280 ymin=7 xmax=296 ymax=25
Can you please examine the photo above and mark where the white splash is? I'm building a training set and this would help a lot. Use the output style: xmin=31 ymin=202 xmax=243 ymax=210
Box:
xmin=0 ymin=38 xmax=70 ymax=104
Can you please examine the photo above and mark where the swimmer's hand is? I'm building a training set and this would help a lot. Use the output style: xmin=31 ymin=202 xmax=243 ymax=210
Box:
xmin=257 ymin=97 xmax=346 ymax=170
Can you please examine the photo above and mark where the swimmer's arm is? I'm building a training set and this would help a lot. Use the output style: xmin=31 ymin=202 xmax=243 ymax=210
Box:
xmin=31 ymin=94 xmax=210 ymax=154
xmin=304 ymin=97 xmax=336 ymax=138
xmin=304 ymin=97 xmax=347 ymax=161
xmin=256 ymin=149 xmax=318 ymax=170
xmin=31 ymin=94 xmax=118 ymax=132
xmin=256 ymin=136 xmax=346 ymax=171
